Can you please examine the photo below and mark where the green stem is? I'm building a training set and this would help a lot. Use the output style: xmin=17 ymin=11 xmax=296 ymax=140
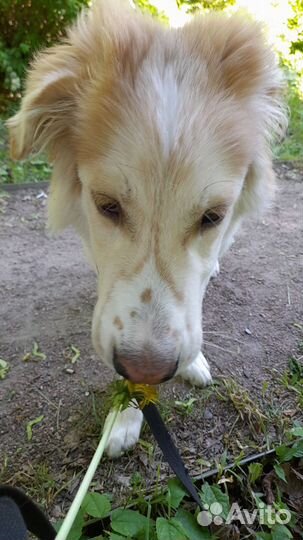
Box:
xmin=145 ymin=502 xmax=151 ymax=540
xmin=55 ymin=405 xmax=122 ymax=540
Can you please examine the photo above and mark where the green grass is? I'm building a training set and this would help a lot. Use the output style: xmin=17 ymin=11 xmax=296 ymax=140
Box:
xmin=275 ymin=79 xmax=303 ymax=162
xmin=0 ymin=113 xmax=51 ymax=185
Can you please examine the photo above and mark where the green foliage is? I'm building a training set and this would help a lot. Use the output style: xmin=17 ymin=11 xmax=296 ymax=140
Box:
xmin=53 ymin=426 xmax=303 ymax=540
xmin=175 ymin=509 xmax=212 ymax=540
xmin=166 ymin=478 xmax=188 ymax=509
xmin=291 ymin=425 xmax=303 ymax=437
xmin=248 ymin=462 xmax=263 ymax=484
xmin=279 ymin=355 xmax=303 ymax=405
xmin=177 ymin=0 xmax=236 ymax=13
xmin=200 ymin=482 xmax=230 ymax=520
xmin=273 ymin=463 xmax=287 ymax=483
xmin=156 ymin=517 xmax=187 ymax=540
xmin=274 ymin=76 xmax=303 ymax=161
xmin=133 ymin=0 xmax=169 ymax=23
xmin=0 ymin=114 xmax=51 ymax=184
xmin=256 ymin=525 xmax=293 ymax=540
xmin=0 ymin=358 xmax=10 ymax=379
xmin=273 ymin=0 xmax=303 ymax=161
xmin=54 ymin=508 xmax=85 ymax=540
xmin=276 ymin=439 xmax=303 ymax=462
xmin=81 ymin=493 xmax=111 ymax=519
xmin=111 ymin=508 xmax=151 ymax=536
xmin=0 ymin=0 xmax=90 ymax=100
xmin=288 ymin=0 xmax=303 ymax=54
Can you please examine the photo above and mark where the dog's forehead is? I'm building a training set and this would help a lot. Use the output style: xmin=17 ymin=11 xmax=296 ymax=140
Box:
xmin=77 ymin=39 xmax=250 ymax=202
xmin=81 ymin=151 xmax=242 ymax=216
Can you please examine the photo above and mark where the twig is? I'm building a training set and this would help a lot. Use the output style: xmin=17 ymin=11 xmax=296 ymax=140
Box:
xmin=203 ymin=340 xmax=239 ymax=356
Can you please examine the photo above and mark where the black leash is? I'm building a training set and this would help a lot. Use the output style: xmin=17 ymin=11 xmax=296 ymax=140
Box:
xmin=143 ymin=403 xmax=203 ymax=509
xmin=0 ymin=485 xmax=56 ymax=540
xmin=0 ymin=403 xmax=202 ymax=539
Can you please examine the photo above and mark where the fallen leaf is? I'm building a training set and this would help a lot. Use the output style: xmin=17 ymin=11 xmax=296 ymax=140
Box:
xmin=26 ymin=415 xmax=44 ymax=441
xmin=0 ymin=359 xmax=10 ymax=380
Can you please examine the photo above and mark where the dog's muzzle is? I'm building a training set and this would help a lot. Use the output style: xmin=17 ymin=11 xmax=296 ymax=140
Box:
xmin=113 ymin=346 xmax=179 ymax=385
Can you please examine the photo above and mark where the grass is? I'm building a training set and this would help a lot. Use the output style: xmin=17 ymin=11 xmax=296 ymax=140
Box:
xmin=279 ymin=332 xmax=303 ymax=408
xmin=215 ymin=378 xmax=268 ymax=438
xmin=0 ymin=111 xmax=51 ymax=185
xmin=2 ymin=461 xmax=57 ymax=507
xmin=274 ymin=76 xmax=303 ymax=162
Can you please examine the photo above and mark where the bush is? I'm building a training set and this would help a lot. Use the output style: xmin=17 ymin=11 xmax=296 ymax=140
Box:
xmin=0 ymin=0 xmax=89 ymax=102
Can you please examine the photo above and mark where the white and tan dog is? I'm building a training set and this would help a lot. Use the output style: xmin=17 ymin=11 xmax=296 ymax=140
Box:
xmin=8 ymin=0 xmax=286 ymax=456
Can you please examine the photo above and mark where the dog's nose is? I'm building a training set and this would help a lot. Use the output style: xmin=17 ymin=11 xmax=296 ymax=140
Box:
xmin=113 ymin=348 xmax=178 ymax=385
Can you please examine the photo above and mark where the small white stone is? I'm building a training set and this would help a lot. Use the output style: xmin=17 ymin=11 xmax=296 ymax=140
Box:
xmin=65 ymin=367 xmax=74 ymax=374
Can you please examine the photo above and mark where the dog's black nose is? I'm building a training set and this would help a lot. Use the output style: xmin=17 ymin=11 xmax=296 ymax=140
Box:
xmin=113 ymin=347 xmax=178 ymax=385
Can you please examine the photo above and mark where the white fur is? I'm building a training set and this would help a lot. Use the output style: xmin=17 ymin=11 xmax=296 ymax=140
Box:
xmin=178 ymin=351 xmax=213 ymax=386
xmin=91 ymin=257 xmax=203 ymax=373
xmin=211 ymin=260 xmax=220 ymax=278
xmin=105 ymin=403 xmax=143 ymax=458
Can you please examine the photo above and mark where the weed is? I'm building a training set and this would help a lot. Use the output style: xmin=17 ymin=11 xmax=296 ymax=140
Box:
xmin=280 ymin=356 xmax=303 ymax=407
xmin=0 ymin=455 xmax=9 ymax=483
xmin=72 ymin=390 xmax=107 ymax=442
xmin=0 ymin=190 xmax=9 ymax=213
xmin=215 ymin=378 xmax=268 ymax=437
xmin=174 ymin=396 xmax=198 ymax=415
xmin=26 ymin=414 xmax=44 ymax=441
xmin=22 ymin=341 xmax=46 ymax=362
xmin=52 ymin=428 xmax=303 ymax=539
xmin=6 ymin=462 xmax=57 ymax=506
xmin=70 ymin=345 xmax=81 ymax=364
xmin=0 ymin=358 xmax=10 ymax=379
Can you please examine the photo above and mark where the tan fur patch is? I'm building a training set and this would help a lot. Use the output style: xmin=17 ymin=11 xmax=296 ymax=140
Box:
xmin=113 ymin=316 xmax=124 ymax=330
xmin=141 ymin=288 xmax=152 ymax=303
xmin=154 ymin=222 xmax=184 ymax=303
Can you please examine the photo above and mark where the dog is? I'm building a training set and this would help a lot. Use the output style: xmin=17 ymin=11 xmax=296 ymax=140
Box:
xmin=7 ymin=0 xmax=286 ymax=457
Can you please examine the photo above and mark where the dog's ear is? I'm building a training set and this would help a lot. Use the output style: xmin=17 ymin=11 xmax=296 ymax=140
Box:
xmin=215 ymin=17 xmax=280 ymax=99
xmin=182 ymin=14 xmax=286 ymax=219
xmin=6 ymin=46 xmax=80 ymax=160
xmin=7 ymin=0 xmax=152 ymax=162
xmin=182 ymin=14 xmax=286 ymax=142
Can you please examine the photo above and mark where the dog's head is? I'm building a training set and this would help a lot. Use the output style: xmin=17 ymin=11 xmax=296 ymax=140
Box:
xmin=8 ymin=0 xmax=286 ymax=383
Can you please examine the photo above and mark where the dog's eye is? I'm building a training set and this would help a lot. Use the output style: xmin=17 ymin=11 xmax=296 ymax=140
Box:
xmin=93 ymin=193 xmax=122 ymax=222
xmin=200 ymin=208 xmax=225 ymax=230
xmin=99 ymin=201 xmax=121 ymax=221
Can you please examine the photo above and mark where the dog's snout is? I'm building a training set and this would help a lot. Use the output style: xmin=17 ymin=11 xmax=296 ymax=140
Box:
xmin=113 ymin=347 xmax=178 ymax=385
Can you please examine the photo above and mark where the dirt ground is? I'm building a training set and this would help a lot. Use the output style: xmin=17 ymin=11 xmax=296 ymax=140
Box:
xmin=0 ymin=163 xmax=302 ymax=517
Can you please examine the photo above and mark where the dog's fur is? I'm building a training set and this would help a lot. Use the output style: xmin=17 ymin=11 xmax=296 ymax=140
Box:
xmin=7 ymin=0 xmax=286 ymax=456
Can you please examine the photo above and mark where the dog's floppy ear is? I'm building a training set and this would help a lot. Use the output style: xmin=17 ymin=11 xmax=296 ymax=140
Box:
xmin=7 ymin=46 xmax=79 ymax=160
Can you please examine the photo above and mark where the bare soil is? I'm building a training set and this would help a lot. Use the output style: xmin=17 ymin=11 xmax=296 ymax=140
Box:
xmin=0 ymin=163 xmax=302 ymax=517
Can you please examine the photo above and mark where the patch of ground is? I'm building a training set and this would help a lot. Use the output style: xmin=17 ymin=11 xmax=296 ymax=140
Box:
xmin=0 ymin=163 xmax=302 ymax=518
